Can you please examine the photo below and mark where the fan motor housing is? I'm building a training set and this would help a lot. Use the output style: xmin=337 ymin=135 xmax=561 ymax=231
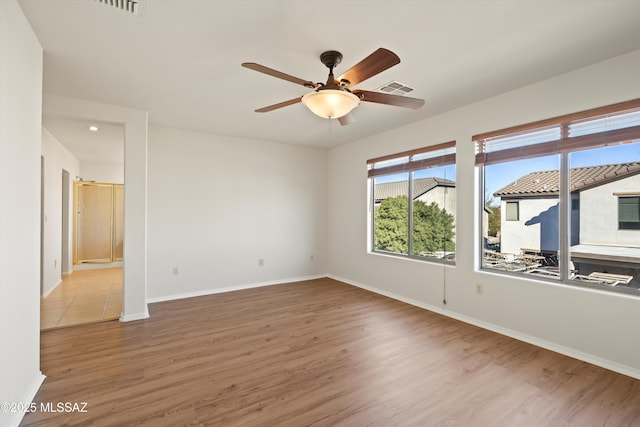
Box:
xmin=320 ymin=51 xmax=343 ymax=69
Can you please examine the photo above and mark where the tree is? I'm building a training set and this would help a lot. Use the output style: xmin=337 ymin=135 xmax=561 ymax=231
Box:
xmin=413 ymin=200 xmax=455 ymax=253
xmin=374 ymin=196 xmax=408 ymax=253
xmin=485 ymin=191 xmax=501 ymax=237
xmin=374 ymin=196 xmax=455 ymax=255
xmin=487 ymin=205 xmax=501 ymax=237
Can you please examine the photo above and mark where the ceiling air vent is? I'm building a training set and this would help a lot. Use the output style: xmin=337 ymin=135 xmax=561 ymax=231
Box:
xmin=95 ymin=0 xmax=144 ymax=15
xmin=377 ymin=81 xmax=415 ymax=96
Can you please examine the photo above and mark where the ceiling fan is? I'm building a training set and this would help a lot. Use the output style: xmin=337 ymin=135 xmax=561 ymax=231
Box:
xmin=241 ymin=48 xmax=425 ymax=125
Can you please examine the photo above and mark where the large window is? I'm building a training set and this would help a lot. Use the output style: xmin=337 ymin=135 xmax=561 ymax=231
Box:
xmin=475 ymin=99 xmax=640 ymax=294
xmin=368 ymin=142 xmax=456 ymax=262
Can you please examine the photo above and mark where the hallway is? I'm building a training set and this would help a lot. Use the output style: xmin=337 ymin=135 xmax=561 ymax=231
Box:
xmin=40 ymin=267 xmax=122 ymax=330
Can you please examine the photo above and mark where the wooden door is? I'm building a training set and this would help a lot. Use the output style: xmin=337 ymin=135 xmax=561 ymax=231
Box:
xmin=74 ymin=182 xmax=123 ymax=264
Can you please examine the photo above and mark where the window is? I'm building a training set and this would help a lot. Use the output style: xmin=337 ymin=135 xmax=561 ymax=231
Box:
xmin=475 ymin=98 xmax=640 ymax=294
xmin=505 ymin=201 xmax=519 ymax=221
xmin=619 ymin=196 xmax=640 ymax=230
xmin=368 ymin=142 xmax=456 ymax=262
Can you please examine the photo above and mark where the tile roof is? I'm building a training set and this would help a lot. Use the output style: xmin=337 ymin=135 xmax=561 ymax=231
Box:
xmin=494 ymin=162 xmax=640 ymax=197
xmin=374 ymin=177 xmax=455 ymax=202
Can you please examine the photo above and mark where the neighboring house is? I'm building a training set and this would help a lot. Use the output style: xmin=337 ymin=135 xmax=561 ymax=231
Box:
xmin=374 ymin=177 xmax=456 ymax=222
xmin=494 ymin=162 xmax=640 ymax=279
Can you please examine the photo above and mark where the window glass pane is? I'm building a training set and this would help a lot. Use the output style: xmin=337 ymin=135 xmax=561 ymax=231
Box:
xmin=569 ymin=140 xmax=640 ymax=290
xmin=373 ymin=173 xmax=409 ymax=255
xmin=619 ymin=197 xmax=640 ymax=225
xmin=410 ymin=165 xmax=456 ymax=260
xmin=483 ymin=155 xmax=560 ymax=277
xmin=505 ymin=202 xmax=519 ymax=221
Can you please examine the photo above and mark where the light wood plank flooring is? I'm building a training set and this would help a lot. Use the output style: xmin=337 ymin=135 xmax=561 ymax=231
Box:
xmin=40 ymin=268 xmax=123 ymax=330
xmin=23 ymin=278 xmax=640 ymax=426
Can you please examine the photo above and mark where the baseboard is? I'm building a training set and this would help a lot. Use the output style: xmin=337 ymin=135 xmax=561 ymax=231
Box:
xmin=328 ymin=274 xmax=640 ymax=381
xmin=4 ymin=371 xmax=46 ymax=427
xmin=146 ymin=274 xmax=327 ymax=304
xmin=119 ymin=307 xmax=149 ymax=322
xmin=441 ymin=307 xmax=640 ymax=380
xmin=329 ymin=274 xmax=446 ymax=314
xmin=41 ymin=278 xmax=63 ymax=298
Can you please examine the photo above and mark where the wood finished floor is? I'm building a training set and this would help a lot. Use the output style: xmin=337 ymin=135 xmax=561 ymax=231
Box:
xmin=40 ymin=268 xmax=123 ymax=330
xmin=23 ymin=278 xmax=640 ymax=426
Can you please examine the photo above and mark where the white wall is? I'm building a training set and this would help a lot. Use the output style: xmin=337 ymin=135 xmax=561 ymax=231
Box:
xmin=80 ymin=161 xmax=124 ymax=184
xmin=147 ymin=125 xmax=328 ymax=301
xmin=0 ymin=2 xmax=45 ymax=426
xmin=328 ymin=49 xmax=640 ymax=378
xmin=41 ymin=127 xmax=80 ymax=293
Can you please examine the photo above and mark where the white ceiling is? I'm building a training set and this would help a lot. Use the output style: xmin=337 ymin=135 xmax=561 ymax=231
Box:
xmin=19 ymin=0 xmax=640 ymax=159
xmin=43 ymin=117 xmax=124 ymax=164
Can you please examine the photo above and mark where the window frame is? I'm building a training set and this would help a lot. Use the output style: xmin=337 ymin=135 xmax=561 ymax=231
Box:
xmin=368 ymin=142 xmax=456 ymax=264
xmin=505 ymin=201 xmax=519 ymax=221
xmin=474 ymin=98 xmax=640 ymax=295
xmin=618 ymin=195 xmax=640 ymax=230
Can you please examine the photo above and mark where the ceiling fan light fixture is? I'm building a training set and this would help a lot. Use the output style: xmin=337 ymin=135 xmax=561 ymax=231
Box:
xmin=301 ymin=89 xmax=359 ymax=119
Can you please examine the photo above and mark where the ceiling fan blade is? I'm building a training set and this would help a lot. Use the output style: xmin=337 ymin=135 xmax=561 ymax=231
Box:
xmin=254 ymin=97 xmax=302 ymax=113
xmin=337 ymin=48 xmax=400 ymax=87
xmin=242 ymin=63 xmax=318 ymax=88
xmin=353 ymin=90 xmax=425 ymax=109
xmin=338 ymin=112 xmax=355 ymax=126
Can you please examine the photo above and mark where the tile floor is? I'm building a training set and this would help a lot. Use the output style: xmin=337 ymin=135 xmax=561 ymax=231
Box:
xmin=41 ymin=267 xmax=123 ymax=330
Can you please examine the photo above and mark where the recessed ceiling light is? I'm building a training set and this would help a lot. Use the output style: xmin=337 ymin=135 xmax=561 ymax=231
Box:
xmin=88 ymin=125 xmax=99 ymax=132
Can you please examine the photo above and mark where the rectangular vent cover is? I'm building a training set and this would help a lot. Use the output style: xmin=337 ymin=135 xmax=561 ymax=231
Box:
xmin=95 ymin=0 xmax=144 ymax=15
xmin=377 ymin=81 xmax=415 ymax=96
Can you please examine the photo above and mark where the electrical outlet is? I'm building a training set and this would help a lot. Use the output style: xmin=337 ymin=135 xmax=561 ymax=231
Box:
xmin=475 ymin=283 xmax=484 ymax=295
xmin=258 ymin=258 xmax=264 ymax=267
xmin=172 ymin=267 xmax=179 ymax=276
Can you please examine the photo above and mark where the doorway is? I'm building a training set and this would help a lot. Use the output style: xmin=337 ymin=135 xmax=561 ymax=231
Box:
xmin=40 ymin=117 xmax=125 ymax=330
xmin=41 ymin=97 xmax=148 ymax=326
